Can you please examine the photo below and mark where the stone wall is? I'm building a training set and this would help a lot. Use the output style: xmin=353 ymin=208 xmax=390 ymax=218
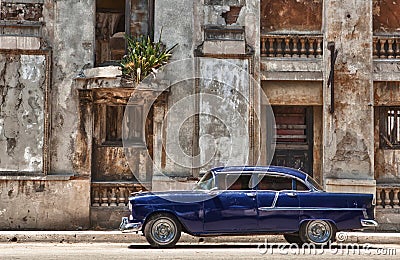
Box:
xmin=0 ymin=177 xmax=90 ymax=230
xmin=323 ymin=0 xmax=375 ymax=194
xmin=0 ymin=53 xmax=47 ymax=173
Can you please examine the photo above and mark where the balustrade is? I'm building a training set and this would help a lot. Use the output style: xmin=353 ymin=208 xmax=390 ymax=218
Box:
xmin=91 ymin=182 xmax=146 ymax=207
xmin=373 ymin=36 xmax=400 ymax=59
xmin=376 ymin=185 xmax=400 ymax=209
xmin=261 ymin=34 xmax=323 ymax=58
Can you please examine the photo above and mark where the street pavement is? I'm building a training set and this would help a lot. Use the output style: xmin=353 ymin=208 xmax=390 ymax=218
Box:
xmin=0 ymin=230 xmax=399 ymax=244
xmin=0 ymin=242 xmax=399 ymax=260
xmin=0 ymin=231 xmax=399 ymax=259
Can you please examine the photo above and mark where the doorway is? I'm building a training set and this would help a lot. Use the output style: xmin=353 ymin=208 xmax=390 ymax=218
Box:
xmin=271 ymin=106 xmax=313 ymax=175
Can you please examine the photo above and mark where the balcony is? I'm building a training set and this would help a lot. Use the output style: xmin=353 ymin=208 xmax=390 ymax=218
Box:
xmin=260 ymin=33 xmax=323 ymax=81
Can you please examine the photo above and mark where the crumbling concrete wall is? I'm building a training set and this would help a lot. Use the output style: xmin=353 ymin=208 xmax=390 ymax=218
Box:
xmin=48 ymin=0 xmax=95 ymax=175
xmin=0 ymin=0 xmax=94 ymax=230
xmin=0 ymin=54 xmax=46 ymax=173
xmin=323 ymin=0 xmax=375 ymax=193
xmin=152 ymin=1 xmax=260 ymax=185
xmin=0 ymin=178 xmax=90 ymax=230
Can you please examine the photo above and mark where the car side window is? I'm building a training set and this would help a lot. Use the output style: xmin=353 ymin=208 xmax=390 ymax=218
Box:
xmin=295 ymin=180 xmax=309 ymax=191
xmin=258 ymin=174 xmax=292 ymax=191
xmin=219 ymin=174 xmax=252 ymax=190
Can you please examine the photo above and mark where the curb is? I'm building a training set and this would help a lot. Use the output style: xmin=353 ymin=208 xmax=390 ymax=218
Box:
xmin=0 ymin=231 xmax=398 ymax=245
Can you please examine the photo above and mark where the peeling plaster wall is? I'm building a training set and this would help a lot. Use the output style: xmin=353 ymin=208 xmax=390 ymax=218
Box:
xmin=323 ymin=0 xmax=374 ymax=181
xmin=199 ymin=58 xmax=250 ymax=172
xmin=50 ymin=0 xmax=95 ymax=174
xmin=0 ymin=178 xmax=90 ymax=230
xmin=0 ymin=0 xmax=94 ymax=230
xmin=0 ymin=54 xmax=46 ymax=173
xmin=154 ymin=0 xmax=195 ymax=176
xmin=153 ymin=0 xmax=259 ymax=179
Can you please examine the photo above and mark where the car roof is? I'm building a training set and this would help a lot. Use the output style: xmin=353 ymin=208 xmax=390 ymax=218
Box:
xmin=211 ymin=166 xmax=308 ymax=181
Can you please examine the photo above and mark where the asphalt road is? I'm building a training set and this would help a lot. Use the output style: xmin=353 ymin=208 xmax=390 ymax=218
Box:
xmin=1 ymin=242 xmax=399 ymax=260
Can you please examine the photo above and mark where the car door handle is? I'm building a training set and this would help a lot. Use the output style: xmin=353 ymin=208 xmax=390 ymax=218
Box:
xmin=286 ymin=192 xmax=297 ymax=197
xmin=245 ymin=192 xmax=256 ymax=197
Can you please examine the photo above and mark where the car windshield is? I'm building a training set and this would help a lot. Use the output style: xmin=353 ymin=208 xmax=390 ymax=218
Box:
xmin=306 ymin=175 xmax=323 ymax=191
xmin=194 ymin=171 xmax=215 ymax=190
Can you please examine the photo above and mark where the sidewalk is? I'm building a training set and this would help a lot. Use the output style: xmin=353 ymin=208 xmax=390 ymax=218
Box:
xmin=0 ymin=231 xmax=399 ymax=244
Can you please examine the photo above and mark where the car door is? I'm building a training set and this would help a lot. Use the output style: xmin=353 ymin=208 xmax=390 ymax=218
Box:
xmin=257 ymin=173 xmax=300 ymax=232
xmin=203 ymin=173 xmax=258 ymax=232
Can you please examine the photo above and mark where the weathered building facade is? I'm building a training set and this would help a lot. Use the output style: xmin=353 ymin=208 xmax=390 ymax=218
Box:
xmin=0 ymin=0 xmax=400 ymax=231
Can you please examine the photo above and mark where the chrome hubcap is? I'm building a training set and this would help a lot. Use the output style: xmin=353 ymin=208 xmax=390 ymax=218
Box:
xmin=151 ymin=218 xmax=176 ymax=244
xmin=306 ymin=221 xmax=331 ymax=243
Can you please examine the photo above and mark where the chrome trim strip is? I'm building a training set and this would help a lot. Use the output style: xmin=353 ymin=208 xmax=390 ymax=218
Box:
xmin=258 ymin=207 xmax=366 ymax=211
xmin=271 ymin=191 xmax=279 ymax=208
xmin=361 ymin=219 xmax=378 ymax=227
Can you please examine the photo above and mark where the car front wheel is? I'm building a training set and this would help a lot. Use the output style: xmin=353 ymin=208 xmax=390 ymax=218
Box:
xmin=299 ymin=220 xmax=335 ymax=245
xmin=144 ymin=213 xmax=181 ymax=248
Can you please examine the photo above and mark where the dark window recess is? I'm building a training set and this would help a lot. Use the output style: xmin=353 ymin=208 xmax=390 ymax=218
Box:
xmin=380 ymin=107 xmax=400 ymax=149
xmin=105 ymin=105 xmax=144 ymax=145
xmin=95 ymin=0 xmax=126 ymax=65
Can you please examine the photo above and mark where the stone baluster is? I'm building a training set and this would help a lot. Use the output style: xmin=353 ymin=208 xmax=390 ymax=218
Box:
xmin=299 ymin=38 xmax=306 ymax=58
xmin=101 ymin=189 xmax=109 ymax=207
xmin=268 ymin=38 xmax=274 ymax=57
xmin=373 ymin=38 xmax=378 ymax=58
xmin=388 ymin=39 xmax=395 ymax=58
xmin=284 ymin=38 xmax=291 ymax=57
xmin=396 ymin=40 xmax=400 ymax=58
xmin=92 ymin=187 xmax=100 ymax=207
xmin=261 ymin=37 xmax=267 ymax=56
xmin=393 ymin=188 xmax=400 ymax=208
xmin=292 ymin=37 xmax=299 ymax=57
xmin=376 ymin=187 xmax=383 ymax=209
xmin=379 ymin=39 xmax=386 ymax=58
xmin=309 ymin=38 xmax=316 ymax=58
xmin=276 ymin=37 xmax=283 ymax=57
xmin=316 ymin=38 xmax=322 ymax=58
xmin=384 ymin=188 xmax=392 ymax=208
xmin=110 ymin=188 xmax=117 ymax=206
xmin=118 ymin=187 xmax=126 ymax=206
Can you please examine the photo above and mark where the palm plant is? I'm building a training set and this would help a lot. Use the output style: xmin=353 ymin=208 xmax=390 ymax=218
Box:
xmin=120 ymin=34 xmax=177 ymax=83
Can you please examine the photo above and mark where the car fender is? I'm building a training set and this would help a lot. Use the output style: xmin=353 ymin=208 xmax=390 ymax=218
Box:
xmin=143 ymin=210 xmax=191 ymax=234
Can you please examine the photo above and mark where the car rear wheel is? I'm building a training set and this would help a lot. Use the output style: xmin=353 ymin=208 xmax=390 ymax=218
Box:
xmin=299 ymin=220 xmax=335 ymax=245
xmin=144 ymin=213 xmax=181 ymax=248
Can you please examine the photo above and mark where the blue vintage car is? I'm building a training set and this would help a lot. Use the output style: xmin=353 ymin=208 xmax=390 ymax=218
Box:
xmin=120 ymin=166 xmax=377 ymax=247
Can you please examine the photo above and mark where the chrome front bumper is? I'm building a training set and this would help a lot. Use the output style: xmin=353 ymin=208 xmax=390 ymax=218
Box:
xmin=119 ymin=217 xmax=142 ymax=233
xmin=361 ymin=219 xmax=378 ymax=227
